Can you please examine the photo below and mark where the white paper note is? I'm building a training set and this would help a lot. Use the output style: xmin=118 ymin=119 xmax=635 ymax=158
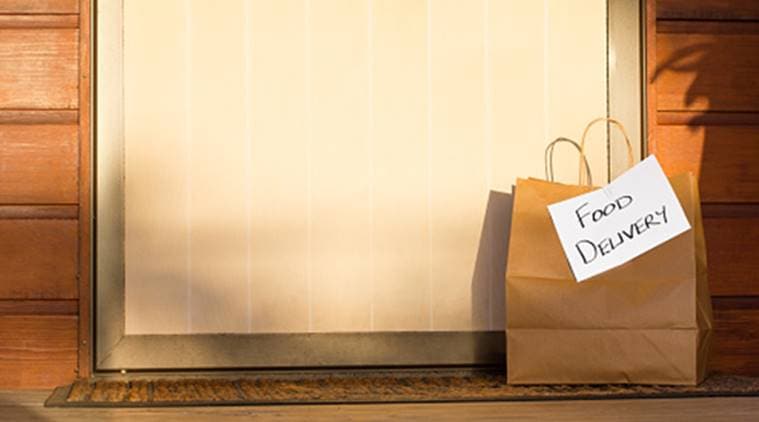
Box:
xmin=547 ymin=155 xmax=691 ymax=282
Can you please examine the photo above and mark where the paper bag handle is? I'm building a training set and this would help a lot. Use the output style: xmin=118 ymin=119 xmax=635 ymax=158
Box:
xmin=544 ymin=137 xmax=593 ymax=186
xmin=578 ymin=117 xmax=635 ymax=186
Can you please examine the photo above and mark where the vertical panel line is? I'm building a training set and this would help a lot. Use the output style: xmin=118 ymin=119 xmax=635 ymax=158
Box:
xmin=120 ymin=0 xmax=127 ymax=332
xmin=244 ymin=0 xmax=253 ymax=333
xmin=482 ymin=0 xmax=493 ymax=330
xmin=605 ymin=0 xmax=611 ymax=183
xmin=367 ymin=0 xmax=375 ymax=331
xmin=426 ymin=0 xmax=433 ymax=330
xmin=543 ymin=0 xmax=550 ymax=149
xmin=184 ymin=0 xmax=194 ymax=334
xmin=305 ymin=0 xmax=313 ymax=332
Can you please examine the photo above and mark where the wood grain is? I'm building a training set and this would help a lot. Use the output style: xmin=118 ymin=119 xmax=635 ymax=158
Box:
xmin=0 ymin=28 xmax=78 ymax=109
xmin=0 ymin=109 xmax=77 ymax=124
xmin=77 ymin=0 xmax=91 ymax=378
xmin=704 ymin=216 xmax=759 ymax=297
xmin=711 ymin=297 xmax=759 ymax=376
xmin=703 ymin=203 xmax=759 ymax=218
xmin=0 ymin=125 xmax=78 ymax=204
xmin=0 ymin=219 xmax=77 ymax=299
xmin=0 ymin=14 xmax=78 ymax=28
xmin=0 ymin=315 xmax=77 ymax=389
xmin=0 ymin=0 xmax=78 ymax=14
xmin=658 ymin=111 xmax=759 ymax=126
xmin=0 ymin=299 xmax=77 ymax=315
xmin=655 ymin=31 xmax=759 ymax=112
xmin=654 ymin=125 xmax=759 ymax=203
xmin=658 ymin=0 xmax=759 ymax=21
xmin=658 ymin=20 xmax=759 ymax=35
xmin=0 ymin=205 xmax=78 ymax=220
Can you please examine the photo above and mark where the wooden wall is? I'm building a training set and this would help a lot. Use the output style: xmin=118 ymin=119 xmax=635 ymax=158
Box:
xmin=0 ymin=0 xmax=89 ymax=388
xmin=649 ymin=0 xmax=759 ymax=375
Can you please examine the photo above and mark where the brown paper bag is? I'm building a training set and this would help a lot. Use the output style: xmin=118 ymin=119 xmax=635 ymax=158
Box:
xmin=505 ymin=119 xmax=713 ymax=385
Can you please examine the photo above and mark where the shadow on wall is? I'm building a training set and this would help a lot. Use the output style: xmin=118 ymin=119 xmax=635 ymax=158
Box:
xmin=653 ymin=32 xmax=759 ymax=377
xmin=652 ymin=40 xmax=715 ymax=114
xmin=122 ymin=129 xmax=519 ymax=337
xmin=652 ymin=37 xmax=756 ymax=199
xmin=125 ymin=190 xmax=517 ymax=337
xmin=470 ymin=189 xmax=513 ymax=360
xmin=124 ymin=220 xmax=289 ymax=334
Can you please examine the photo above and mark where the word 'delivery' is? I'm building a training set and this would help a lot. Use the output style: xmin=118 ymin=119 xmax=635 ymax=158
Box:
xmin=547 ymin=156 xmax=691 ymax=282
xmin=575 ymin=203 xmax=668 ymax=265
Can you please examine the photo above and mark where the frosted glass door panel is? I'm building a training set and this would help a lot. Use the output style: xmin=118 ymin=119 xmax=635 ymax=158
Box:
xmin=123 ymin=0 xmax=607 ymax=335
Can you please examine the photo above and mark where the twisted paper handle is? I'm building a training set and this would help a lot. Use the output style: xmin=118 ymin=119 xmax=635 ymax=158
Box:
xmin=578 ymin=117 xmax=634 ymax=186
xmin=544 ymin=137 xmax=593 ymax=186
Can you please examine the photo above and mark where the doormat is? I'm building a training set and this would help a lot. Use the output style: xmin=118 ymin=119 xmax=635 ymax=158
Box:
xmin=45 ymin=372 xmax=759 ymax=408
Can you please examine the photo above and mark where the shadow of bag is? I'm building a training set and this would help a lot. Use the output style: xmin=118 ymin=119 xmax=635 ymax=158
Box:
xmin=505 ymin=118 xmax=713 ymax=385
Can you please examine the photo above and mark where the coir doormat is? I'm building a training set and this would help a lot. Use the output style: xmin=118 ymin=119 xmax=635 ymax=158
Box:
xmin=46 ymin=372 xmax=759 ymax=408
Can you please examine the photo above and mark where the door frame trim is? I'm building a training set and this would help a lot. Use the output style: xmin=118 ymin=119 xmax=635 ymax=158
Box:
xmin=97 ymin=331 xmax=504 ymax=371
xmin=93 ymin=0 xmax=643 ymax=373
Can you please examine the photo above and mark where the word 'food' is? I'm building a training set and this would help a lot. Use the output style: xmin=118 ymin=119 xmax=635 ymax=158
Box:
xmin=575 ymin=195 xmax=633 ymax=228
